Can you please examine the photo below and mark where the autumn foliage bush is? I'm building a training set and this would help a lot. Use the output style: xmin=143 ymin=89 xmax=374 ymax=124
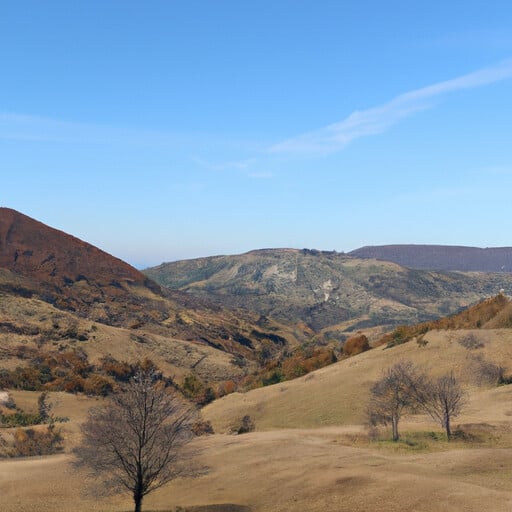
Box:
xmin=238 ymin=345 xmax=337 ymax=391
xmin=0 ymin=349 xmax=161 ymax=396
xmin=343 ymin=334 xmax=370 ymax=357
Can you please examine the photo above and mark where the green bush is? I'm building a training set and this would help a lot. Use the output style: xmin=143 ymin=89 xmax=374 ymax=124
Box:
xmin=1 ymin=411 xmax=42 ymax=427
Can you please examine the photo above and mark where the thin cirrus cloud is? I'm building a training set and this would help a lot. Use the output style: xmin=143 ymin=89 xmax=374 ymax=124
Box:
xmin=0 ymin=112 xmax=189 ymax=147
xmin=269 ymin=58 xmax=512 ymax=157
xmin=191 ymin=156 xmax=257 ymax=172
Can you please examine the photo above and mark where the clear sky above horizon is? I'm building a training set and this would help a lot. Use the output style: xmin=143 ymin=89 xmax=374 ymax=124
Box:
xmin=2 ymin=1 xmax=512 ymax=268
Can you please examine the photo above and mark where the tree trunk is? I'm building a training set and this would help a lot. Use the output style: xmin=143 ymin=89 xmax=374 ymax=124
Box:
xmin=392 ymin=415 xmax=399 ymax=441
xmin=445 ymin=413 xmax=451 ymax=441
xmin=134 ymin=484 xmax=143 ymax=512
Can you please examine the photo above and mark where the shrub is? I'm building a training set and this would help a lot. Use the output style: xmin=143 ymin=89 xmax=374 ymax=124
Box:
xmin=458 ymin=333 xmax=484 ymax=350
xmin=83 ymin=375 xmax=115 ymax=396
xmin=182 ymin=374 xmax=205 ymax=400
xmin=218 ymin=380 xmax=237 ymax=396
xmin=99 ymin=356 xmax=133 ymax=382
xmin=262 ymin=370 xmax=282 ymax=386
xmin=12 ymin=424 xmax=63 ymax=456
xmin=1 ymin=410 xmax=42 ymax=427
xmin=192 ymin=420 xmax=214 ymax=436
xmin=472 ymin=355 xmax=508 ymax=386
xmin=237 ymin=415 xmax=255 ymax=434
xmin=343 ymin=334 xmax=370 ymax=356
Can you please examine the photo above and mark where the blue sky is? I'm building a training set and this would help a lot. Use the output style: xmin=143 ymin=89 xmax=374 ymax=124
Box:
xmin=1 ymin=1 xmax=512 ymax=268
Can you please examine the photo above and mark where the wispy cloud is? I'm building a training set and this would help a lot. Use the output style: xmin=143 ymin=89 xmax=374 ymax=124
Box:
xmin=248 ymin=171 xmax=273 ymax=179
xmin=269 ymin=59 xmax=512 ymax=156
xmin=191 ymin=155 xmax=275 ymax=179
xmin=192 ymin=156 xmax=257 ymax=172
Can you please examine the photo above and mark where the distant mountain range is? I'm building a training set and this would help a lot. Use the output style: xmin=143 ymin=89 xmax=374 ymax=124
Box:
xmin=144 ymin=248 xmax=512 ymax=339
xmin=348 ymin=244 xmax=512 ymax=272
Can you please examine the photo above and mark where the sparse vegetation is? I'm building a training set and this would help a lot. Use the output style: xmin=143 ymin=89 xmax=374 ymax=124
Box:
xmin=0 ymin=392 xmax=66 ymax=457
xmin=472 ymin=354 xmax=510 ymax=386
xmin=0 ymin=349 xmax=174 ymax=397
xmin=380 ymin=294 xmax=512 ymax=349
xmin=458 ymin=333 xmax=485 ymax=350
xmin=11 ymin=423 xmax=63 ymax=456
xmin=240 ymin=345 xmax=337 ymax=391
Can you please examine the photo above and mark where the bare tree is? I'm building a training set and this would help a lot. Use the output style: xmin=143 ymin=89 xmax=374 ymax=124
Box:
xmin=368 ymin=361 xmax=421 ymax=441
xmin=418 ymin=371 xmax=466 ymax=440
xmin=74 ymin=370 xmax=198 ymax=512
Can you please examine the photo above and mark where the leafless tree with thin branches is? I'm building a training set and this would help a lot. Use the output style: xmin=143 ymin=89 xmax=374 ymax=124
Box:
xmin=368 ymin=361 xmax=422 ymax=442
xmin=74 ymin=369 xmax=199 ymax=512
xmin=417 ymin=371 xmax=467 ymax=440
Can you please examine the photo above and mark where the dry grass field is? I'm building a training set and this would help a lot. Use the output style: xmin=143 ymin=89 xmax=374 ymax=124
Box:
xmin=2 ymin=328 xmax=512 ymax=511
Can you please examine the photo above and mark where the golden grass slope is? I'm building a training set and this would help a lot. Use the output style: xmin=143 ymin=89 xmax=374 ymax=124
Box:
xmin=203 ymin=328 xmax=512 ymax=431
xmin=3 ymin=328 xmax=512 ymax=512
xmin=0 ymin=292 xmax=253 ymax=384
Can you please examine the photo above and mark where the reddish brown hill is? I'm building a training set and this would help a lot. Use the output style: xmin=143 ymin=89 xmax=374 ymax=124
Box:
xmin=0 ymin=207 xmax=163 ymax=318
xmin=0 ymin=207 xmax=152 ymax=288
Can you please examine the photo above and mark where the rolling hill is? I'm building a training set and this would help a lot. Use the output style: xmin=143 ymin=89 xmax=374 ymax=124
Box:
xmin=144 ymin=248 xmax=512 ymax=339
xmin=4 ymin=309 xmax=512 ymax=512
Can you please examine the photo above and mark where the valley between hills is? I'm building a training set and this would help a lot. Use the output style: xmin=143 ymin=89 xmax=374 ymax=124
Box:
xmin=2 ymin=207 xmax=512 ymax=512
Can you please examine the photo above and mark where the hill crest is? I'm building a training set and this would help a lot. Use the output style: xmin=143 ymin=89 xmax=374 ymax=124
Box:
xmin=349 ymin=244 xmax=512 ymax=272
xmin=145 ymin=248 xmax=512 ymax=338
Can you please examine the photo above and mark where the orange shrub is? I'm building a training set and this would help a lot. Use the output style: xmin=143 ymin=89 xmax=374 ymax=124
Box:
xmin=343 ymin=334 xmax=370 ymax=357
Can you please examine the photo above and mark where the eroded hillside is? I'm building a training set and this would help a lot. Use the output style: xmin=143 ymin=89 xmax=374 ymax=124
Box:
xmin=145 ymin=248 xmax=512 ymax=338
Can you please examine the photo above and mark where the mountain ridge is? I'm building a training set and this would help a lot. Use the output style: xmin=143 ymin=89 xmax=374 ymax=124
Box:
xmin=349 ymin=244 xmax=512 ymax=272
xmin=145 ymin=248 xmax=512 ymax=338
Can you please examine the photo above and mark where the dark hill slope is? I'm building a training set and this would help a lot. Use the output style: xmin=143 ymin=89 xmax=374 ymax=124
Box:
xmin=144 ymin=249 xmax=512 ymax=336
xmin=349 ymin=244 xmax=512 ymax=272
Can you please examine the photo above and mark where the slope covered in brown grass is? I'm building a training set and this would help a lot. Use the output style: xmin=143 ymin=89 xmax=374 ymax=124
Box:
xmin=377 ymin=293 xmax=512 ymax=348
xmin=3 ymin=327 xmax=512 ymax=512
xmin=202 ymin=326 xmax=512 ymax=431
